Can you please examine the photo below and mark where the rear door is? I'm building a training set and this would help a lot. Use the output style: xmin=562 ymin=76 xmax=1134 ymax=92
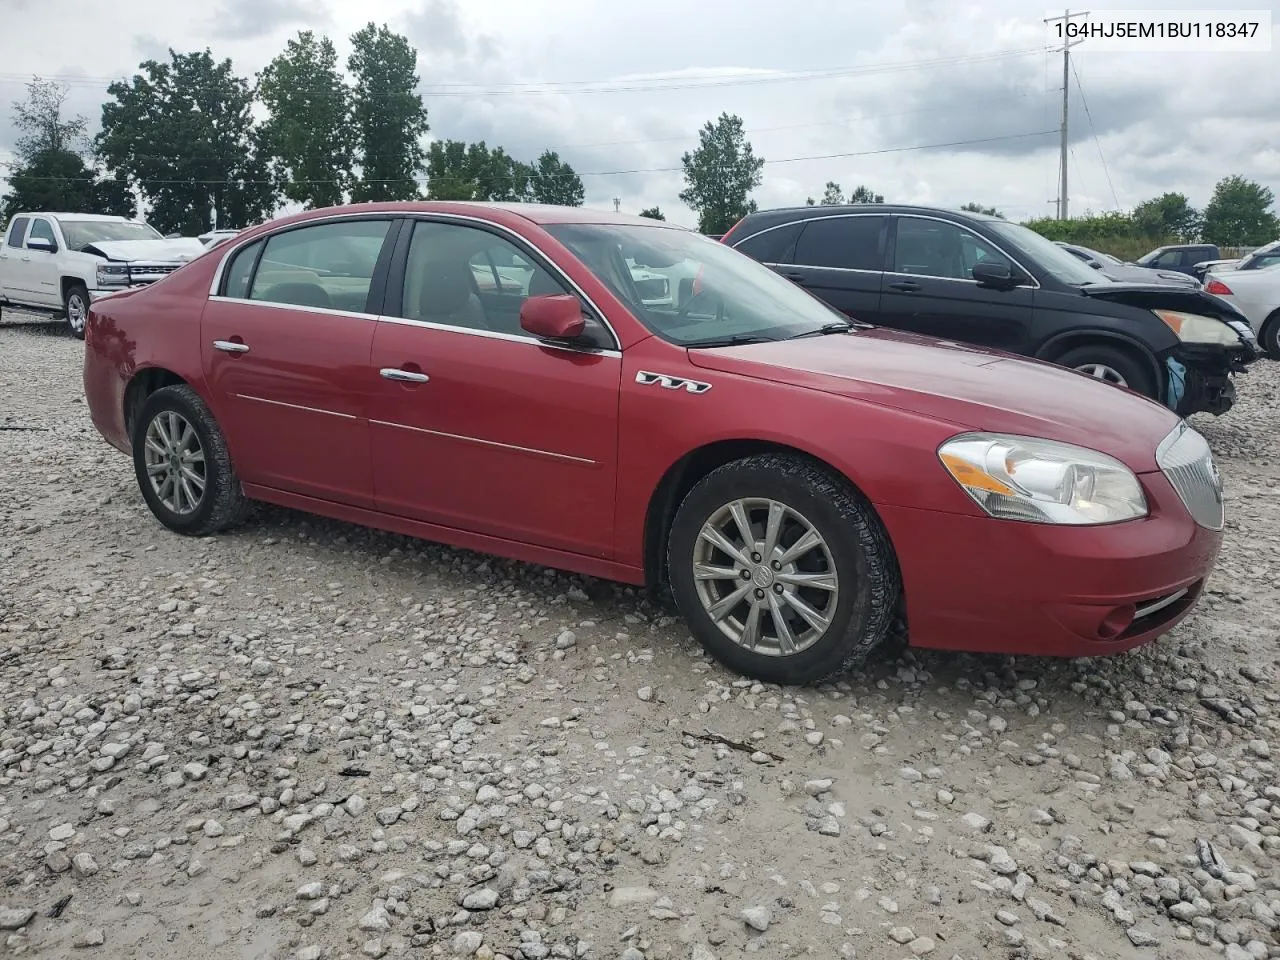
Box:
xmin=877 ymin=214 xmax=1035 ymax=353
xmin=201 ymin=215 xmax=398 ymax=508
xmin=0 ymin=217 xmax=32 ymax=300
xmin=761 ymin=214 xmax=887 ymax=322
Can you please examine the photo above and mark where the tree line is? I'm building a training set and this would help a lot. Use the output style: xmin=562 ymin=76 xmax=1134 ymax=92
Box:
xmin=1 ymin=26 xmax=586 ymax=233
xmin=2 ymin=37 xmax=1277 ymax=251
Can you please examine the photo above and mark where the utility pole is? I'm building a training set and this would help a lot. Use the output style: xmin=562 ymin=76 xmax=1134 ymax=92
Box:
xmin=612 ymin=197 xmax=621 ymax=213
xmin=1044 ymin=9 xmax=1087 ymax=219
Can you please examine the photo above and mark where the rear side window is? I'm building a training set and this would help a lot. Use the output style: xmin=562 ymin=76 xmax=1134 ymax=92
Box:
xmin=732 ymin=222 xmax=802 ymax=264
xmin=793 ymin=216 xmax=885 ymax=270
xmin=248 ymin=219 xmax=393 ymax=313
xmin=5 ymin=217 xmax=29 ymax=247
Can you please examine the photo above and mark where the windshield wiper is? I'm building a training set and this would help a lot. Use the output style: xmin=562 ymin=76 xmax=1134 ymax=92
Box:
xmin=788 ymin=320 xmax=854 ymax=339
xmin=685 ymin=334 xmax=777 ymax=348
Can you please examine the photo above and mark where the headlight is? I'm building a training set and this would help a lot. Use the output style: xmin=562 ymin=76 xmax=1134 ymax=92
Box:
xmin=938 ymin=433 xmax=1148 ymax=525
xmin=1154 ymin=310 xmax=1239 ymax=346
xmin=96 ymin=264 xmax=129 ymax=286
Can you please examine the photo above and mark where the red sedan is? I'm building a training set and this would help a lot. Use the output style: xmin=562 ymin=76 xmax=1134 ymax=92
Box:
xmin=83 ymin=202 xmax=1225 ymax=685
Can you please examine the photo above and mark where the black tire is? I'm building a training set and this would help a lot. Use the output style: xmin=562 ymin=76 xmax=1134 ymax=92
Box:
xmin=1260 ymin=311 xmax=1280 ymax=359
xmin=64 ymin=284 xmax=89 ymax=340
xmin=666 ymin=454 xmax=900 ymax=685
xmin=131 ymin=384 xmax=251 ymax=536
xmin=1054 ymin=343 xmax=1156 ymax=399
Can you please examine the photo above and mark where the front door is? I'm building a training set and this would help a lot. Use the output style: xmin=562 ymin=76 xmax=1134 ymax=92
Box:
xmin=200 ymin=216 xmax=398 ymax=508
xmin=368 ymin=218 xmax=621 ymax=558
xmin=878 ymin=215 xmax=1034 ymax=354
xmin=24 ymin=217 xmax=62 ymax=307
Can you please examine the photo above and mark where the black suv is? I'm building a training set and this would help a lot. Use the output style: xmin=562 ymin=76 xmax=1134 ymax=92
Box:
xmin=720 ymin=205 xmax=1258 ymax=416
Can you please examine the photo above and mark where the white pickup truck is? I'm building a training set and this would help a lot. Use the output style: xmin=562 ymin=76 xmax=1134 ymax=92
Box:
xmin=0 ymin=212 xmax=207 ymax=339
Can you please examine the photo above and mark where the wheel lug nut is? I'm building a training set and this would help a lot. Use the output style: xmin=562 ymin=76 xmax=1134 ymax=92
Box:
xmin=771 ymin=560 xmax=781 ymax=570
xmin=773 ymin=583 xmax=784 ymax=594
xmin=751 ymin=553 xmax=762 ymax=563
xmin=754 ymin=588 xmax=765 ymax=600
xmin=740 ymin=570 xmax=751 ymax=580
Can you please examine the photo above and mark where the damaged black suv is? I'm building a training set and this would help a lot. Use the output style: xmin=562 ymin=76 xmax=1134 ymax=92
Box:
xmin=720 ymin=205 xmax=1258 ymax=416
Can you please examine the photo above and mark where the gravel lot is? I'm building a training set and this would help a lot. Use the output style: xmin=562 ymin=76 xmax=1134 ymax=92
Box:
xmin=2 ymin=313 xmax=1279 ymax=960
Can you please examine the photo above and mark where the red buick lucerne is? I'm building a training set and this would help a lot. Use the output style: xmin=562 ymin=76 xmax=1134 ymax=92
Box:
xmin=83 ymin=202 xmax=1225 ymax=685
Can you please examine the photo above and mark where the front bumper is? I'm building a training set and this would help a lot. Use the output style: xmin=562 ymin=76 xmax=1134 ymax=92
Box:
xmin=879 ymin=468 xmax=1221 ymax=659
xmin=1168 ymin=330 xmax=1258 ymax=416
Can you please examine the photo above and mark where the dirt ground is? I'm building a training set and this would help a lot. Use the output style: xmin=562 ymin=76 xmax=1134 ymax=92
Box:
xmin=2 ymin=314 xmax=1279 ymax=960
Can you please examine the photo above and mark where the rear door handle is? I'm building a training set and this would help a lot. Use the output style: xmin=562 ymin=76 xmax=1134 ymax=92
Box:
xmin=380 ymin=368 xmax=430 ymax=383
xmin=887 ymin=280 xmax=921 ymax=292
xmin=213 ymin=340 xmax=249 ymax=353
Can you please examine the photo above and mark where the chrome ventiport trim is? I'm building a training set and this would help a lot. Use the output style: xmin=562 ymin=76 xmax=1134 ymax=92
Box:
xmin=636 ymin=370 xmax=712 ymax=394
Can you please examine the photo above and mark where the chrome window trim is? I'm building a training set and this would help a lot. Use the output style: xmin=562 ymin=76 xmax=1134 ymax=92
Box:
xmin=207 ymin=209 xmax=624 ymax=354
xmin=375 ymin=314 xmax=622 ymax=359
xmin=733 ymin=212 xmax=1044 ymax=290
xmin=208 ymin=295 xmax=374 ymax=322
xmin=369 ymin=419 xmax=597 ymax=465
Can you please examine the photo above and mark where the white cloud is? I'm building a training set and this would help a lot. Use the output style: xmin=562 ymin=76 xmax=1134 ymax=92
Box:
xmin=1 ymin=0 xmax=1277 ymax=227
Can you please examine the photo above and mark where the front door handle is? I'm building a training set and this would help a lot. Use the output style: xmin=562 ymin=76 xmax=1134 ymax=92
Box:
xmin=380 ymin=367 xmax=430 ymax=383
xmin=213 ymin=340 xmax=249 ymax=353
xmin=887 ymin=280 xmax=921 ymax=292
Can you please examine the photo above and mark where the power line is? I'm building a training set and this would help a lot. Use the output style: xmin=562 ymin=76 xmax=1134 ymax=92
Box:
xmin=2 ymin=129 xmax=1059 ymax=186
xmin=1069 ymin=56 xmax=1120 ymax=210
xmin=0 ymin=47 xmax=1049 ymax=98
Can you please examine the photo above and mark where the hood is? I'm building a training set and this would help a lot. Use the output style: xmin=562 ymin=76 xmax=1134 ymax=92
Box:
xmin=1101 ymin=263 xmax=1197 ymax=286
xmin=1078 ymin=281 xmax=1249 ymax=322
xmin=81 ymin=238 xmax=208 ymax=262
xmin=686 ymin=328 xmax=1180 ymax=472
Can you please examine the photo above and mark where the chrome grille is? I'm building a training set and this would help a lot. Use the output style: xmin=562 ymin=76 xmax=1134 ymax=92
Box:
xmin=1155 ymin=422 xmax=1223 ymax=530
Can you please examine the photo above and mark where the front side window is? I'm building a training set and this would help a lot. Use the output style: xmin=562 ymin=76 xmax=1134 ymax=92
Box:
xmin=545 ymin=222 xmax=849 ymax=347
xmin=399 ymin=221 xmax=572 ymax=336
xmin=892 ymin=217 xmax=1011 ymax=280
xmin=986 ymin=220 xmax=1105 ymax=286
xmin=793 ymin=216 xmax=885 ymax=270
xmin=248 ymin=219 xmax=393 ymax=313
xmin=26 ymin=218 xmax=56 ymax=247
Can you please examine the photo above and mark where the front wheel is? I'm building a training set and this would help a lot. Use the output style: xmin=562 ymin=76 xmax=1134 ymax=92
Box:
xmin=666 ymin=454 xmax=900 ymax=685
xmin=64 ymin=284 xmax=89 ymax=340
xmin=1260 ymin=311 xmax=1280 ymax=359
xmin=131 ymin=385 xmax=251 ymax=536
xmin=1054 ymin=344 xmax=1156 ymax=400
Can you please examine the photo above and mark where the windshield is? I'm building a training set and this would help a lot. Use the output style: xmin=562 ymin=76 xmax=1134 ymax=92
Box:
xmin=545 ymin=222 xmax=850 ymax=345
xmin=987 ymin=221 xmax=1106 ymax=286
xmin=60 ymin=220 xmax=164 ymax=251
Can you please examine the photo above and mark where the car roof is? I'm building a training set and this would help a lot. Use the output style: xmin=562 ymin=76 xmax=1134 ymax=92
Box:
xmin=252 ymin=201 xmax=692 ymax=233
xmin=13 ymin=213 xmax=135 ymax=222
xmin=734 ymin=203 xmax=1009 ymax=224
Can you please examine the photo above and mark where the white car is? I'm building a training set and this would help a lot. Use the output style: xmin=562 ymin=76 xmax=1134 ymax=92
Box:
xmin=1204 ymin=261 xmax=1280 ymax=356
xmin=198 ymin=229 xmax=242 ymax=248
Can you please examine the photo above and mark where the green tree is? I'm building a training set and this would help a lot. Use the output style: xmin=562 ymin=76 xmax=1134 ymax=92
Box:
xmin=960 ymin=202 xmax=1004 ymax=218
xmin=820 ymin=181 xmax=844 ymax=205
xmin=1 ymin=77 xmax=134 ymax=221
xmin=849 ymin=184 xmax=884 ymax=204
xmin=257 ymin=31 xmax=354 ymax=209
xmin=347 ymin=23 xmax=430 ymax=201
xmin=804 ymin=197 xmax=816 ymax=205
xmin=1201 ymin=176 xmax=1280 ymax=246
xmin=678 ymin=113 xmax=765 ymax=235
xmin=638 ymin=206 xmax=665 ymax=220
xmin=425 ymin=140 xmax=532 ymax=201
xmin=528 ymin=150 xmax=584 ymax=206
xmin=97 ymin=49 xmax=276 ymax=234
xmin=1132 ymin=192 xmax=1199 ymax=241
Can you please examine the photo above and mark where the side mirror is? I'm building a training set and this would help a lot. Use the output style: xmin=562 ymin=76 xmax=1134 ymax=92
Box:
xmin=520 ymin=294 xmax=586 ymax=341
xmin=26 ymin=237 xmax=56 ymax=253
xmin=972 ymin=260 xmax=1022 ymax=288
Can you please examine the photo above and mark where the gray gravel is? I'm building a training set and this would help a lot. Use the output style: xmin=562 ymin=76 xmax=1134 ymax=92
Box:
xmin=2 ymin=313 xmax=1280 ymax=959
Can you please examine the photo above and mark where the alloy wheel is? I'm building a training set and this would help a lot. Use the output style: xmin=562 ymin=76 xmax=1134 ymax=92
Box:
xmin=143 ymin=411 xmax=207 ymax=515
xmin=691 ymin=497 xmax=840 ymax=657
xmin=67 ymin=294 xmax=87 ymax=335
xmin=1075 ymin=362 xmax=1128 ymax=387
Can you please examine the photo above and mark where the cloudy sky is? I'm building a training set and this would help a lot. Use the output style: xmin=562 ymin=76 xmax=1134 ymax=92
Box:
xmin=0 ymin=0 xmax=1277 ymax=228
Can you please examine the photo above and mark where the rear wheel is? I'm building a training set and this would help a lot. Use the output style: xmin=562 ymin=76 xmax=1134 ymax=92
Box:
xmin=131 ymin=385 xmax=251 ymax=536
xmin=1054 ymin=343 xmax=1156 ymax=400
xmin=666 ymin=454 xmax=900 ymax=685
xmin=1260 ymin=311 xmax=1280 ymax=359
xmin=64 ymin=284 xmax=89 ymax=340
